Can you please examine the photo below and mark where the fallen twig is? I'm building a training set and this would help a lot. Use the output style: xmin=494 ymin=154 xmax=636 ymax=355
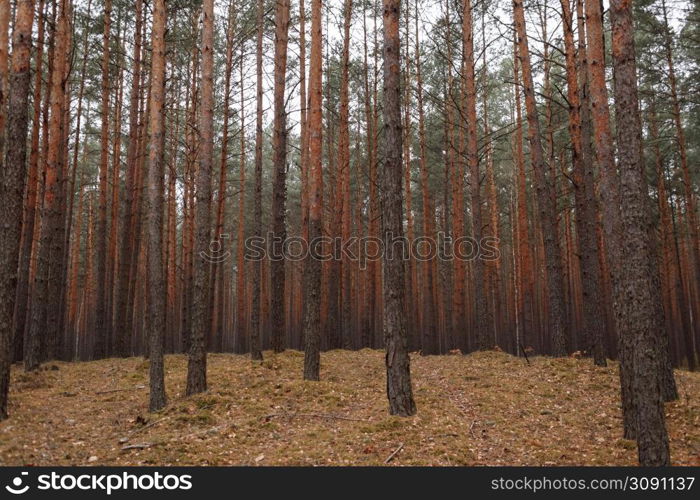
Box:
xmin=121 ymin=443 xmax=152 ymax=451
xmin=95 ymin=385 xmax=145 ymax=395
xmin=126 ymin=416 xmax=172 ymax=439
xmin=469 ymin=420 xmax=477 ymax=438
xmin=264 ymin=412 xmax=369 ymax=422
xmin=384 ymin=443 xmax=404 ymax=464
xmin=519 ymin=343 xmax=531 ymax=365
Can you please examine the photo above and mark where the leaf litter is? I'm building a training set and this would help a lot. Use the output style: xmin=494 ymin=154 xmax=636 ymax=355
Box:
xmin=0 ymin=350 xmax=697 ymax=466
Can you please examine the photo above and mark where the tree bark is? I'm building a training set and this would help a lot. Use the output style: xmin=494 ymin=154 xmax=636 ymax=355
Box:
xmin=609 ymin=0 xmax=670 ymax=465
xmin=250 ymin=0 xmax=264 ymax=362
xmin=145 ymin=0 xmax=167 ymax=411
xmin=303 ymin=0 xmax=323 ymax=381
xmin=271 ymin=0 xmax=291 ymax=353
xmin=463 ymin=0 xmax=490 ymax=351
xmin=415 ymin=0 xmax=438 ymax=357
xmin=0 ymin=0 xmax=9 ymax=172
xmin=513 ymin=0 xmax=568 ymax=356
xmin=0 ymin=0 xmax=35 ymax=419
xmin=187 ymin=0 xmax=214 ymax=395
xmin=114 ymin=0 xmax=143 ymax=357
xmin=94 ymin=0 xmax=112 ymax=359
xmin=13 ymin=0 xmax=46 ymax=363
xmin=338 ymin=0 xmax=353 ymax=350
xmin=381 ymin=0 xmax=416 ymax=416
xmin=561 ymin=0 xmax=606 ymax=365
xmin=27 ymin=0 xmax=68 ymax=369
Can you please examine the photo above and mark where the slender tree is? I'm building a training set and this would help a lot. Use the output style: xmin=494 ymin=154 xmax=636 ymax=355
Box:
xmin=187 ymin=0 xmax=214 ymax=395
xmin=513 ymin=0 xmax=568 ymax=356
xmin=338 ymin=0 xmax=353 ymax=350
xmin=145 ymin=0 xmax=167 ymax=411
xmin=303 ymin=0 xmax=323 ymax=381
xmin=94 ymin=0 xmax=112 ymax=358
xmin=114 ymin=0 xmax=143 ymax=358
xmin=27 ymin=0 xmax=69 ymax=369
xmin=382 ymin=0 xmax=416 ymax=416
xmin=250 ymin=0 xmax=264 ymax=362
xmin=463 ymin=0 xmax=490 ymax=350
xmin=271 ymin=0 xmax=291 ymax=353
xmin=210 ymin=1 xmax=237 ymax=351
xmin=13 ymin=0 xmax=46 ymax=361
xmin=560 ymin=0 xmax=606 ymax=365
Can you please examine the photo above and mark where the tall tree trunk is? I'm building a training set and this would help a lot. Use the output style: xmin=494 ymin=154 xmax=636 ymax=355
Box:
xmin=106 ymin=28 xmax=124 ymax=357
xmin=381 ymin=0 xmax=416 ymax=416
xmin=649 ymin=100 xmax=695 ymax=372
xmin=561 ymin=0 xmax=606 ymax=366
xmin=660 ymin=0 xmax=700 ymax=335
xmin=235 ymin=46 xmax=248 ymax=354
xmin=303 ymin=0 xmax=323 ymax=380
xmin=414 ymin=0 xmax=438 ymax=356
xmin=338 ymin=0 xmax=353 ymax=350
xmin=250 ymin=0 xmax=264 ymax=362
xmin=66 ymin=180 xmax=84 ymax=358
xmin=0 ymin=0 xmax=9 ymax=171
xmin=114 ymin=0 xmax=143 ymax=357
xmin=27 ymin=0 xmax=68 ymax=369
xmin=297 ymin=0 xmax=309 ymax=347
xmin=210 ymin=2 xmax=236 ymax=352
xmin=13 ymin=0 xmax=46 ymax=363
xmin=362 ymin=3 xmax=377 ymax=349
xmin=187 ymin=0 xmax=214 ymax=395
xmin=481 ymin=5 xmax=501 ymax=348
xmin=401 ymin=1 xmax=418 ymax=351
xmin=0 ymin=0 xmax=35 ymax=419
xmin=609 ymin=0 xmax=670 ymax=465
xmin=145 ymin=0 xmax=167 ymax=411
xmin=271 ymin=0 xmax=290 ymax=353
xmin=463 ymin=0 xmax=490 ymax=351
xmin=94 ymin=0 xmax=112 ymax=358
xmin=440 ymin=0 xmax=454 ymax=350
xmin=513 ymin=0 xmax=568 ymax=356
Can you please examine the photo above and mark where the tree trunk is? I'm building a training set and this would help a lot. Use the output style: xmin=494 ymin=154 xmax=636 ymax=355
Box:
xmin=561 ymin=0 xmax=606 ymax=366
xmin=13 ymin=0 xmax=46 ymax=363
xmin=145 ymin=0 xmax=167 ymax=412
xmin=463 ymin=0 xmax=490 ymax=351
xmin=0 ymin=0 xmax=9 ymax=167
xmin=210 ymin=3 xmax=236 ymax=352
xmin=27 ymin=0 xmax=68 ymax=369
xmin=250 ymin=0 xmax=264 ymax=362
xmin=0 ymin=0 xmax=35 ymax=419
xmin=660 ymin=0 xmax=699 ymax=272
xmin=338 ymin=0 xmax=353 ymax=350
xmin=381 ymin=0 xmax=416 ymax=416
xmin=415 ymin=0 xmax=438 ymax=357
xmin=114 ymin=0 xmax=142 ymax=357
xmin=303 ymin=0 xmax=323 ymax=381
xmin=362 ymin=3 xmax=377 ymax=349
xmin=187 ymin=0 xmax=214 ymax=395
xmin=513 ymin=0 xmax=568 ymax=356
xmin=271 ymin=0 xmax=290 ymax=353
xmin=235 ymin=50 xmax=247 ymax=354
xmin=609 ymin=0 xmax=670 ymax=465
xmin=94 ymin=0 xmax=112 ymax=359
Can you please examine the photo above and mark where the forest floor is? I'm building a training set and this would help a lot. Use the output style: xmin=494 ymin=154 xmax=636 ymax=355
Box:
xmin=0 ymin=349 xmax=698 ymax=466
